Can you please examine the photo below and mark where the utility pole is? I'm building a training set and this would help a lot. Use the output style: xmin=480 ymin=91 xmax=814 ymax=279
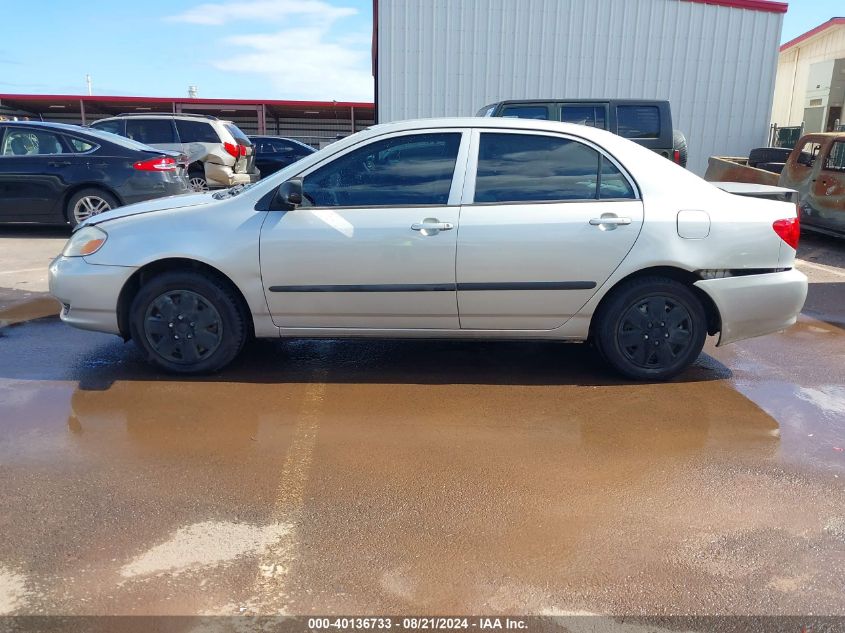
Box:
xmin=85 ymin=74 xmax=92 ymax=96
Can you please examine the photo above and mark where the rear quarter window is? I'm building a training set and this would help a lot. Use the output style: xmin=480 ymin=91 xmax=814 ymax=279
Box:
xmin=824 ymin=141 xmax=845 ymax=172
xmin=224 ymin=123 xmax=252 ymax=145
xmin=176 ymin=119 xmax=220 ymax=143
xmin=616 ymin=105 xmax=661 ymax=139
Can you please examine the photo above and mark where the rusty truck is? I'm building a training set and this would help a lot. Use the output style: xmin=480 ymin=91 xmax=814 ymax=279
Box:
xmin=705 ymin=132 xmax=845 ymax=237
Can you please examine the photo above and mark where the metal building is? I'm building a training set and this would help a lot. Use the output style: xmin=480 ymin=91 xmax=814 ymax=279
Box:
xmin=373 ymin=0 xmax=787 ymax=174
xmin=771 ymin=18 xmax=845 ymax=133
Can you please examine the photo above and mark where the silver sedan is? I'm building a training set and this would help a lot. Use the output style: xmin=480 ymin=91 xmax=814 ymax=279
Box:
xmin=49 ymin=118 xmax=808 ymax=380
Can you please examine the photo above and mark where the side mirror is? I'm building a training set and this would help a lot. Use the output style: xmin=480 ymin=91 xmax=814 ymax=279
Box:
xmin=275 ymin=178 xmax=303 ymax=209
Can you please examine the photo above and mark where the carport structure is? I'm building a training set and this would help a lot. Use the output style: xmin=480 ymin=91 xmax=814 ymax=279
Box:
xmin=0 ymin=94 xmax=375 ymax=148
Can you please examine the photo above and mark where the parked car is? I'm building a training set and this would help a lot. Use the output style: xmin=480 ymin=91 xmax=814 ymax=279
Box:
xmin=478 ymin=99 xmax=688 ymax=167
xmin=248 ymin=136 xmax=316 ymax=178
xmin=50 ymin=117 xmax=806 ymax=379
xmin=0 ymin=121 xmax=189 ymax=227
xmin=705 ymin=132 xmax=845 ymax=237
xmin=89 ymin=113 xmax=260 ymax=192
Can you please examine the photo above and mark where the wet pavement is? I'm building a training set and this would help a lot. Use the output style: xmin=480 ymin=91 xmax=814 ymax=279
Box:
xmin=0 ymin=232 xmax=843 ymax=618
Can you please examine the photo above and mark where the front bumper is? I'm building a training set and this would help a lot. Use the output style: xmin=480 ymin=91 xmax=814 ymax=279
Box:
xmin=49 ymin=256 xmax=136 ymax=335
xmin=694 ymin=268 xmax=808 ymax=346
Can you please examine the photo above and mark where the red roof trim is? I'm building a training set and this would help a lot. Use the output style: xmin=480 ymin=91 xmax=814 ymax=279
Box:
xmin=780 ymin=17 xmax=845 ymax=52
xmin=0 ymin=93 xmax=373 ymax=109
xmin=682 ymin=0 xmax=787 ymax=13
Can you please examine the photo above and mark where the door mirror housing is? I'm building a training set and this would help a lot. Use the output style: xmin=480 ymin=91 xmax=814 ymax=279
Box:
xmin=274 ymin=178 xmax=303 ymax=210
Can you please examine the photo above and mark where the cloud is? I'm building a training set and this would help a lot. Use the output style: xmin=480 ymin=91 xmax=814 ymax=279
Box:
xmin=165 ymin=0 xmax=356 ymax=26
xmin=213 ymin=25 xmax=373 ymax=102
xmin=165 ymin=0 xmax=372 ymax=101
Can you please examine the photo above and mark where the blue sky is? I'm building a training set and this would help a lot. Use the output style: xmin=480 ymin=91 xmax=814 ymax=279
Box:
xmin=0 ymin=0 xmax=838 ymax=102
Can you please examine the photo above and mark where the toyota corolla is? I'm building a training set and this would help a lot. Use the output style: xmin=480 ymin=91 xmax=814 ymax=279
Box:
xmin=49 ymin=118 xmax=808 ymax=380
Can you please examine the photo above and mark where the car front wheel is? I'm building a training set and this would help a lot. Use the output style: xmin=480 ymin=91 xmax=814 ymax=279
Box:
xmin=129 ymin=271 xmax=247 ymax=374
xmin=594 ymin=276 xmax=707 ymax=381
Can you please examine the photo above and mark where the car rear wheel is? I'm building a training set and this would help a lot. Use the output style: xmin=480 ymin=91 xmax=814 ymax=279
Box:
xmin=188 ymin=165 xmax=209 ymax=192
xmin=594 ymin=276 xmax=707 ymax=381
xmin=129 ymin=271 xmax=247 ymax=374
xmin=67 ymin=188 xmax=118 ymax=228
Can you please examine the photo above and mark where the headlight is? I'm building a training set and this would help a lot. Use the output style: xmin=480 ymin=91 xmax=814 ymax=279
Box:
xmin=62 ymin=226 xmax=108 ymax=257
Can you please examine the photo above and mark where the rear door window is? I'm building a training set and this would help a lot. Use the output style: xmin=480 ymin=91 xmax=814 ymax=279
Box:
xmin=560 ymin=105 xmax=607 ymax=129
xmin=616 ymin=105 xmax=661 ymax=139
xmin=175 ymin=119 xmax=220 ymax=143
xmin=500 ymin=105 xmax=549 ymax=120
xmin=126 ymin=119 xmax=177 ymax=144
xmin=474 ymin=133 xmax=600 ymax=203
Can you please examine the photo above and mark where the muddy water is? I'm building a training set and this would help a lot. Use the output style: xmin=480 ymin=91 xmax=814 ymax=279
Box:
xmin=0 ymin=316 xmax=844 ymax=616
xmin=0 ymin=294 xmax=59 ymax=328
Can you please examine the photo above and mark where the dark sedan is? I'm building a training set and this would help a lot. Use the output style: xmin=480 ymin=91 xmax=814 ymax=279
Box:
xmin=248 ymin=135 xmax=316 ymax=178
xmin=0 ymin=121 xmax=189 ymax=227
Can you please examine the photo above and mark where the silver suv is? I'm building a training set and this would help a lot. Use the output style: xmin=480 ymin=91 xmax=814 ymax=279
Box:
xmin=90 ymin=113 xmax=260 ymax=191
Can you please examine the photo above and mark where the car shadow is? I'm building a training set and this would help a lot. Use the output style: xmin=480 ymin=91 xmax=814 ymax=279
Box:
xmin=0 ymin=224 xmax=71 ymax=238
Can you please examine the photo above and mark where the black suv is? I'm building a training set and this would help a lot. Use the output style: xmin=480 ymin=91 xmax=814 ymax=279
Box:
xmin=478 ymin=99 xmax=687 ymax=167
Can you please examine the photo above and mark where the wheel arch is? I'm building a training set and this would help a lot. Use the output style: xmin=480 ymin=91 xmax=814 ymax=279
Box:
xmin=590 ymin=266 xmax=721 ymax=337
xmin=116 ymin=257 xmax=255 ymax=341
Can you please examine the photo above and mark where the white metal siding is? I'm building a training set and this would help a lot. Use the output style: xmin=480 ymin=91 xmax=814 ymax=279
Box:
xmin=377 ymin=0 xmax=783 ymax=174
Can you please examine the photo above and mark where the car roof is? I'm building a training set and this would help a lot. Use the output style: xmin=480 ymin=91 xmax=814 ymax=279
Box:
xmin=492 ymin=99 xmax=669 ymax=106
xmin=0 ymin=120 xmax=92 ymax=134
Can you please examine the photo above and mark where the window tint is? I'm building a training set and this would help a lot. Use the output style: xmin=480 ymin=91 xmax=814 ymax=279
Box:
xmin=69 ymin=138 xmax=95 ymax=153
xmin=303 ymin=133 xmax=461 ymax=207
xmin=500 ymin=106 xmax=549 ymax=120
xmin=561 ymin=105 xmax=607 ymax=129
xmin=616 ymin=106 xmax=660 ymax=139
xmin=91 ymin=119 xmax=124 ymax=136
xmin=126 ymin=119 xmax=177 ymax=144
xmin=599 ymin=158 xmax=635 ymax=199
xmin=176 ymin=119 xmax=219 ymax=143
xmin=1 ymin=129 xmax=67 ymax=155
xmin=824 ymin=141 xmax=845 ymax=172
xmin=474 ymin=133 xmax=603 ymax=203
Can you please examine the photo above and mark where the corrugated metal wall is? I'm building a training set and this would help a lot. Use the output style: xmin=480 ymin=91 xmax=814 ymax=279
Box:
xmin=377 ymin=0 xmax=784 ymax=174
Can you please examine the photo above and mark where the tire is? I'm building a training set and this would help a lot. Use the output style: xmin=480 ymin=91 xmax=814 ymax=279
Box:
xmin=66 ymin=188 xmax=119 ymax=228
xmin=672 ymin=129 xmax=688 ymax=168
xmin=594 ymin=276 xmax=707 ymax=381
xmin=748 ymin=147 xmax=792 ymax=168
xmin=129 ymin=271 xmax=247 ymax=374
xmin=188 ymin=165 xmax=209 ymax=192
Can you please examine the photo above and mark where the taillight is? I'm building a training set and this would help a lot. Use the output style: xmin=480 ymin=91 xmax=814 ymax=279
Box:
xmin=238 ymin=144 xmax=249 ymax=157
xmin=673 ymin=149 xmax=681 ymax=164
xmin=223 ymin=142 xmax=239 ymax=158
xmin=773 ymin=216 xmax=800 ymax=250
xmin=133 ymin=156 xmax=177 ymax=171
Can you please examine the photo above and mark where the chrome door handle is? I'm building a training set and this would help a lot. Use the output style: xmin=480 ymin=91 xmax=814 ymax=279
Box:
xmin=589 ymin=216 xmax=631 ymax=226
xmin=411 ymin=219 xmax=454 ymax=235
xmin=411 ymin=222 xmax=453 ymax=231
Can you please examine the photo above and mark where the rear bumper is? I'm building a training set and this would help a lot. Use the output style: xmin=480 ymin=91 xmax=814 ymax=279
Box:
xmin=205 ymin=162 xmax=261 ymax=188
xmin=49 ymin=256 xmax=136 ymax=335
xmin=694 ymin=269 xmax=808 ymax=346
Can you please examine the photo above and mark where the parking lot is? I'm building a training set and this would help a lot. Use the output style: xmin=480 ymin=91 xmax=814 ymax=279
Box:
xmin=0 ymin=226 xmax=843 ymax=617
